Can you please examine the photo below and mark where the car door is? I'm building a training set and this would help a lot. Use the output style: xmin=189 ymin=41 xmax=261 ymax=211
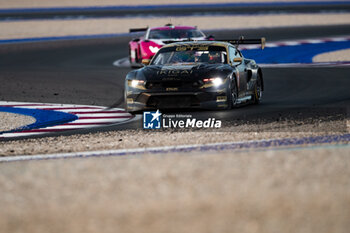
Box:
xmin=229 ymin=46 xmax=247 ymax=97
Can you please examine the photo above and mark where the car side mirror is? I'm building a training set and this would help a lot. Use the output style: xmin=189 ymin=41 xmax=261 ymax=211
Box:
xmin=232 ymin=57 xmax=243 ymax=65
xmin=142 ymin=59 xmax=150 ymax=66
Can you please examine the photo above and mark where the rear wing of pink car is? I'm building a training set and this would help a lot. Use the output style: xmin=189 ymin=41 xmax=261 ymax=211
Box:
xmin=129 ymin=27 xmax=148 ymax=33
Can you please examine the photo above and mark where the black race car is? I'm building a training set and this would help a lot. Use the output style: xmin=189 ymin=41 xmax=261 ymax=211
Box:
xmin=124 ymin=38 xmax=265 ymax=112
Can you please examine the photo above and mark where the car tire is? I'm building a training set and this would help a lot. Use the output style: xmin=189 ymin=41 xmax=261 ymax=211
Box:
xmin=252 ymin=73 xmax=263 ymax=104
xmin=135 ymin=49 xmax=139 ymax=64
xmin=124 ymin=91 xmax=129 ymax=111
xmin=128 ymin=46 xmax=133 ymax=64
xmin=130 ymin=48 xmax=141 ymax=68
xmin=227 ymin=78 xmax=238 ymax=109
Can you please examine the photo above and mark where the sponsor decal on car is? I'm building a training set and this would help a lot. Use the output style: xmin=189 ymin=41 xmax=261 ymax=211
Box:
xmin=157 ymin=70 xmax=193 ymax=76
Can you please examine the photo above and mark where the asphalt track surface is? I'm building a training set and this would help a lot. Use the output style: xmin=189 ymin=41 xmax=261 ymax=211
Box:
xmin=0 ymin=25 xmax=350 ymax=138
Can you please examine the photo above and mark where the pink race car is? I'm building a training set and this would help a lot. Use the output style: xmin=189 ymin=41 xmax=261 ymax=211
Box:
xmin=128 ymin=24 xmax=211 ymax=67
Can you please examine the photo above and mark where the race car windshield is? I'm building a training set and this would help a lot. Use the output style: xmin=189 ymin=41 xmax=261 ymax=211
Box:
xmin=148 ymin=29 xmax=204 ymax=39
xmin=151 ymin=45 xmax=227 ymax=65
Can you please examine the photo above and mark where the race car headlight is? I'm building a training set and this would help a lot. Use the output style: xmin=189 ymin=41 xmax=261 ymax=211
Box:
xmin=129 ymin=79 xmax=145 ymax=88
xmin=149 ymin=46 xmax=160 ymax=53
xmin=203 ymin=77 xmax=223 ymax=87
xmin=212 ymin=78 xmax=223 ymax=86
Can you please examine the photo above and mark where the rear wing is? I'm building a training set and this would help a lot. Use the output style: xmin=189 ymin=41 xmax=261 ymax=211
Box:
xmin=219 ymin=37 xmax=266 ymax=49
xmin=129 ymin=27 xmax=148 ymax=33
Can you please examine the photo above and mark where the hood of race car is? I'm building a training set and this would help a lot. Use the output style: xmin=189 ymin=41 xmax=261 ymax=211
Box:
xmin=132 ymin=63 xmax=233 ymax=81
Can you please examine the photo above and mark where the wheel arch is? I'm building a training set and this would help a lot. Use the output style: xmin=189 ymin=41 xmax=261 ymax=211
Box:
xmin=230 ymin=71 xmax=238 ymax=87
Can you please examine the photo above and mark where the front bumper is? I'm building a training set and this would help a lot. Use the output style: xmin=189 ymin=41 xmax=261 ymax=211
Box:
xmin=125 ymin=90 xmax=228 ymax=112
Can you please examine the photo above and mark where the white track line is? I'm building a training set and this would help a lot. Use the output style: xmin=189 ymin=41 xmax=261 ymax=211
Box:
xmin=0 ymin=139 xmax=282 ymax=162
xmin=1 ymin=133 xmax=349 ymax=163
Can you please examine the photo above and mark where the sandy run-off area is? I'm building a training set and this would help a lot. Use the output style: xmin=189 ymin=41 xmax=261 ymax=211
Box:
xmin=0 ymin=145 xmax=349 ymax=233
xmin=0 ymin=0 xmax=330 ymax=9
xmin=313 ymin=48 xmax=350 ymax=62
xmin=1 ymin=13 xmax=350 ymax=40
xmin=0 ymin=112 xmax=35 ymax=132
xmin=1 ymin=115 xmax=348 ymax=156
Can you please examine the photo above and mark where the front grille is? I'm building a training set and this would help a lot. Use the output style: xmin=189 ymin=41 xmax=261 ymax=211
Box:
xmin=162 ymin=81 xmax=182 ymax=88
xmin=147 ymin=95 xmax=200 ymax=108
xmin=145 ymin=81 xmax=201 ymax=89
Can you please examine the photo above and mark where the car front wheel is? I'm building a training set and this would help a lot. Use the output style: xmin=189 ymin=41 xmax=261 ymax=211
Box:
xmin=253 ymin=73 xmax=263 ymax=104
xmin=227 ymin=78 xmax=238 ymax=109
